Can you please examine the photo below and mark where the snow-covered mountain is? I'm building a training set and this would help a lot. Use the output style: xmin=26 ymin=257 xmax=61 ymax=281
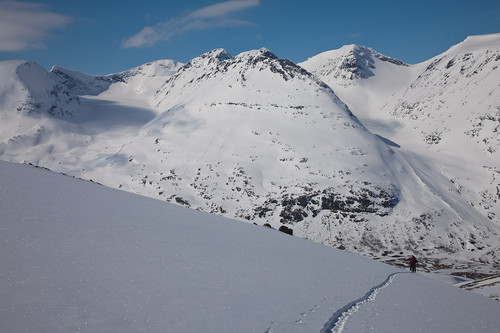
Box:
xmin=380 ymin=34 xmax=500 ymax=223
xmin=2 ymin=159 xmax=499 ymax=332
xmin=299 ymin=44 xmax=408 ymax=85
xmin=0 ymin=35 xmax=499 ymax=276
xmin=299 ymin=44 xmax=416 ymax=124
xmin=0 ymin=60 xmax=80 ymax=117
xmin=300 ymin=33 xmax=500 ymax=255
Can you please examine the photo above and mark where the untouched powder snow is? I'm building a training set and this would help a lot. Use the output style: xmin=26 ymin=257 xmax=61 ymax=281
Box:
xmin=1 ymin=160 xmax=499 ymax=333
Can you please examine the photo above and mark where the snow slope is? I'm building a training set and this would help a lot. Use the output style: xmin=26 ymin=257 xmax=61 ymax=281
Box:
xmin=1 ymin=36 xmax=499 ymax=275
xmin=381 ymin=34 xmax=500 ymax=223
xmin=300 ymin=34 xmax=500 ymax=270
xmin=300 ymin=35 xmax=500 ymax=223
xmin=1 ymin=159 xmax=499 ymax=333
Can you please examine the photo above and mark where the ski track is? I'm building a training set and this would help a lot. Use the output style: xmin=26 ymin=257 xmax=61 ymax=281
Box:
xmin=263 ymin=272 xmax=405 ymax=333
xmin=320 ymin=272 xmax=404 ymax=333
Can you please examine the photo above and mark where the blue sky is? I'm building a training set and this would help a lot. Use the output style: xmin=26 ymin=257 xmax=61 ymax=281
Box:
xmin=1 ymin=0 xmax=499 ymax=75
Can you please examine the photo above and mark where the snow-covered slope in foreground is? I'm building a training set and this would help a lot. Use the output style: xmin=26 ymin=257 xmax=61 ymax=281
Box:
xmin=1 ymin=160 xmax=499 ymax=333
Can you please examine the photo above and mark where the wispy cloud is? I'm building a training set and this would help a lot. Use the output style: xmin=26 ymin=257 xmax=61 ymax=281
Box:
xmin=122 ymin=0 xmax=260 ymax=48
xmin=349 ymin=32 xmax=363 ymax=39
xmin=0 ymin=1 xmax=73 ymax=51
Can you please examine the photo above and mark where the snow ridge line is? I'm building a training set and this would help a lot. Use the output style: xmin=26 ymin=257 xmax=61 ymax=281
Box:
xmin=320 ymin=272 xmax=404 ymax=333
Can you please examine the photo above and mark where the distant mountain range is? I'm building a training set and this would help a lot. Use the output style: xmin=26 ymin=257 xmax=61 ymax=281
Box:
xmin=1 ymin=33 xmax=499 ymax=274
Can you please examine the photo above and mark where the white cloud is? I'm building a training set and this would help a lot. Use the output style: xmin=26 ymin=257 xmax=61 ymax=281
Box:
xmin=189 ymin=0 xmax=260 ymax=19
xmin=0 ymin=1 xmax=73 ymax=51
xmin=122 ymin=0 xmax=260 ymax=49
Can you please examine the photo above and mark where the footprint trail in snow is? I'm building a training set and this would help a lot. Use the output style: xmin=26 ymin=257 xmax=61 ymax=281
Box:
xmin=320 ymin=272 xmax=404 ymax=333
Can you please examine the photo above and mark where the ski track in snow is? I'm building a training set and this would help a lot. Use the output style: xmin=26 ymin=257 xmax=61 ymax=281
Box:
xmin=320 ymin=272 xmax=405 ymax=333
xmin=263 ymin=272 xmax=405 ymax=333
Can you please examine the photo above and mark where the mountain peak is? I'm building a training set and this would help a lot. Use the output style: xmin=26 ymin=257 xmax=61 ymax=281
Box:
xmin=236 ymin=48 xmax=278 ymax=61
xmin=0 ymin=60 xmax=80 ymax=117
xmin=183 ymin=48 xmax=232 ymax=68
xmin=204 ymin=48 xmax=233 ymax=61
xmin=345 ymin=44 xmax=407 ymax=67
xmin=155 ymin=46 xmax=337 ymax=108
xmin=299 ymin=44 xmax=407 ymax=86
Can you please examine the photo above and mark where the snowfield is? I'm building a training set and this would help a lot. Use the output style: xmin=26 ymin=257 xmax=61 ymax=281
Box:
xmin=1 ymin=160 xmax=499 ymax=333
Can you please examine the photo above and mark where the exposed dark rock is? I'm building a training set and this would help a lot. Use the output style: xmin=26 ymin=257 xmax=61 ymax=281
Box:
xmin=279 ymin=225 xmax=293 ymax=235
xmin=256 ymin=184 xmax=399 ymax=225
xmin=175 ymin=197 xmax=190 ymax=207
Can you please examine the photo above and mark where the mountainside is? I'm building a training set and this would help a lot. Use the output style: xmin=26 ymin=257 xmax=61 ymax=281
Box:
xmin=1 ymin=36 xmax=499 ymax=275
xmin=300 ymin=33 xmax=500 ymax=232
xmin=0 ymin=60 xmax=80 ymax=117
xmin=381 ymin=34 xmax=500 ymax=224
xmin=3 ymin=160 xmax=500 ymax=332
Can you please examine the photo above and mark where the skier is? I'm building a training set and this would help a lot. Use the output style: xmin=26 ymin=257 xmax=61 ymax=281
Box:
xmin=408 ymin=255 xmax=417 ymax=273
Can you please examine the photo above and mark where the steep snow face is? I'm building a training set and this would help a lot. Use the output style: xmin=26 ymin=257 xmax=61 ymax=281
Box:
xmin=388 ymin=34 xmax=500 ymax=152
xmin=379 ymin=34 xmax=500 ymax=223
xmin=299 ymin=35 xmax=500 ymax=269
